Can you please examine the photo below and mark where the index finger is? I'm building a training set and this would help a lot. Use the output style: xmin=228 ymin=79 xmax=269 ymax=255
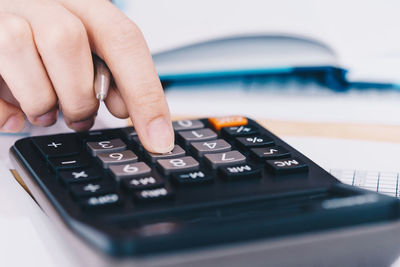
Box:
xmin=57 ymin=0 xmax=174 ymax=153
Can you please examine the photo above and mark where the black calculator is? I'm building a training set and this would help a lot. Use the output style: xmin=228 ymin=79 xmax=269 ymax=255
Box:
xmin=9 ymin=116 xmax=400 ymax=266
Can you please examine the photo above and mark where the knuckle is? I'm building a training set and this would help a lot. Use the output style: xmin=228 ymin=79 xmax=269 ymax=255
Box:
xmin=106 ymin=19 xmax=145 ymax=53
xmin=0 ymin=14 xmax=31 ymax=52
xmin=40 ymin=16 xmax=86 ymax=54
xmin=133 ymin=85 xmax=165 ymax=108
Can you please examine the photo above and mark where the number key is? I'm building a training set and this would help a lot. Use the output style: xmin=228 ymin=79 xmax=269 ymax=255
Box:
xmin=172 ymin=119 xmax=204 ymax=131
xmin=178 ymin=128 xmax=217 ymax=146
xmin=97 ymin=150 xmax=138 ymax=168
xmin=157 ymin=156 xmax=199 ymax=175
xmin=109 ymin=162 xmax=151 ymax=181
xmin=204 ymin=151 xmax=246 ymax=169
xmin=87 ymin=138 xmax=126 ymax=156
xmin=190 ymin=139 xmax=231 ymax=157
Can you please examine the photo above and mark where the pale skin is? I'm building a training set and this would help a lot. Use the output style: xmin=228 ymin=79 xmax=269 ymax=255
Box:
xmin=0 ymin=0 xmax=175 ymax=153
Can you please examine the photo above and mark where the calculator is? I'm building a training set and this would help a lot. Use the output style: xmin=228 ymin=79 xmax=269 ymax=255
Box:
xmin=9 ymin=116 xmax=400 ymax=266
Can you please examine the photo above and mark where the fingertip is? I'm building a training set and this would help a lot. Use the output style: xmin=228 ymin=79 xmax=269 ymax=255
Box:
xmin=1 ymin=112 xmax=25 ymax=132
xmin=144 ymin=116 xmax=175 ymax=153
xmin=66 ymin=116 xmax=95 ymax=132
xmin=28 ymin=108 xmax=58 ymax=127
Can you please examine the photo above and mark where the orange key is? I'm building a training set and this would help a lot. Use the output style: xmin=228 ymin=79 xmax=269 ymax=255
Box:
xmin=208 ymin=116 xmax=248 ymax=131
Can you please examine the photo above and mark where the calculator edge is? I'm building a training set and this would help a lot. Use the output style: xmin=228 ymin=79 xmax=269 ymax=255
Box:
xmin=9 ymin=142 xmax=400 ymax=267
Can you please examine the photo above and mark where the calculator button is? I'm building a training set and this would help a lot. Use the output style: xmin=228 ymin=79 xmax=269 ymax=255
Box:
xmin=172 ymin=120 xmax=204 ymax=131
xmin=208 ymin=116 xmax=248 ymax=130
xmin=145 ymin=145 xmax=186 ymax=163
xmin=81 ymin=193 xmax=121 ymax=208
xmin=157 ymin=156 xmax=199 ymax=175
xmin=204 ymin=151 xmax=246 ymax=169
xmin=97 ymin=150 xmax=138 ymax=168
xmin=265 ymin=158 xmax=308 ymax=174
xmin=221 ymin=125 xmax=259 ymax=138
xmin=134 ymin=186 xmax=173 ymax=202
xmin=48 ymin=155 xmax=90 ymax=171
xmin=87 ymin=138 xmax=126 ymax=156
xmin=178 ymin=128 xmax=217 ymax=146
xmin=236 ymin=135 xmax=274 ymax=148
xmin=250 ymin=146 xmax=291 ymax=160
xmin=190 ymin=139 xmax=231 ymax=157
xmin=172 ymin=171 xmax=213 ymax=185
xmin=109 ymin=162 xmax=151 ymax=181
xmin=58 ymin=168 xmax=102 ymax=184
xmin=70 ymin=180 xmax=115 ymax=198
xmin=78 ymin=130 xmax=113 ymax=143
xmin=123 ymin=174 xmax=164 ymax=191
xmin=121 ymin=127 xmax=137 ymax=140
xmin=219 ymin=164 xmax=261 ymax=180
xmin=32 ymin=135 xmax=80 ymax=158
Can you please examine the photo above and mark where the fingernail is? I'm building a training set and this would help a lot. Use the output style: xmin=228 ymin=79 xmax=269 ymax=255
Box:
xmin=2 ymin=114 xmax=25 ymax=132
xmin=147 ymin=117 xmax=174 ymax=153
xmin=70 ymin=117 xmax=95 ymax=131
xmin=33 ymin=109 xmax=58 ymax=126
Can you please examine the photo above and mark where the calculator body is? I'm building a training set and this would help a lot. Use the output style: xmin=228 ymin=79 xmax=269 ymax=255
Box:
xmin=9 ymin=117 xmax=400 ymax=266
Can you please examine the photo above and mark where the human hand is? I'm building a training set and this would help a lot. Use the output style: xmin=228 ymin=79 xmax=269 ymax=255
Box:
xmin=0 ymin=0 xmax=174 ymax=153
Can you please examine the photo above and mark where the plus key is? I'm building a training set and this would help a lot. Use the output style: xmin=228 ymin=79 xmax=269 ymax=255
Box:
xmin=32 ymin=134 xmax=81 ymax=158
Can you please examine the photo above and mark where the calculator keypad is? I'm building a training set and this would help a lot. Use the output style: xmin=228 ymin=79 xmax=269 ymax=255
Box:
xmin=26 ymin=116 xmax=310 ymax=211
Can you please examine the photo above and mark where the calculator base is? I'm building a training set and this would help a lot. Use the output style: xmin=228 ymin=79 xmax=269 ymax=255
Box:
xmin=10 ymin=149 xmax=400 ymax=267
